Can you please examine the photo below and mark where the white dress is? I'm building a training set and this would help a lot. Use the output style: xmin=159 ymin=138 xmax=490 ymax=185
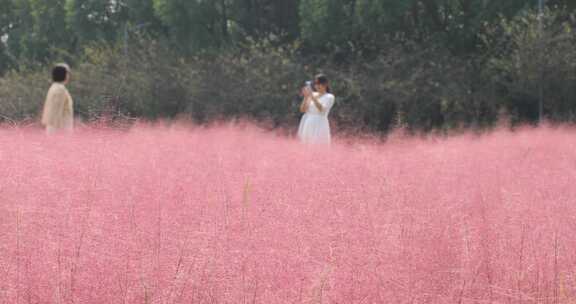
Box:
xmin=297 ymin=93 xmax=335 ymax=144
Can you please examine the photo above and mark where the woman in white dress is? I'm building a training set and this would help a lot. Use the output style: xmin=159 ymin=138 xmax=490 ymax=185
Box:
xmin=297 ymin=74 xmax=335 ymax=144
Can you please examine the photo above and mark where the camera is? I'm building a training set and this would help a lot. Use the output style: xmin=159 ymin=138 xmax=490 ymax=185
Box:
xmin=298 ymin=80 xmax=314 ymax=98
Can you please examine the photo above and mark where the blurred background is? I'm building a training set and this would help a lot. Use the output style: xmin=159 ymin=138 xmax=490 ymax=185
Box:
xmin=1 ymin=0 xmax=575 ymax=134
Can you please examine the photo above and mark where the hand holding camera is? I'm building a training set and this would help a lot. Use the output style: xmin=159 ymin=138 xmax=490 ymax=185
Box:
xmin=302 ymin=80 xmax=313 ymax=97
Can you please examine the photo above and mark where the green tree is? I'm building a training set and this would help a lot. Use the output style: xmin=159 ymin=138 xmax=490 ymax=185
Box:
xmin=230 ymin=0 xmax=300 ymax=42
xmin=122 ymin=0 xmax=165 ymax=36
xmin=299 ymin=0 xmax=356 ymax=53
xmin=0 ymin=0 xmax=15 ymax=74
xmin=299 ymin=0 xmax=531 ymax=58
xmin=153 ymin=0 xmax=231 ymax=52
xmin=353 ymin=0 xmax=413 ymax=53
xmin=5 ymin=0 xmax=34 ymax=61
xmin=2 ymin=0 xmax=71 ymax=63
xmin=65 ymin=0 xmax=124 ymax=45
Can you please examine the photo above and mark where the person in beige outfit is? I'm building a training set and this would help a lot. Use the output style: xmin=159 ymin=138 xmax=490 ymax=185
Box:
xmin=41 ymin=64 xmax=74 ymax=134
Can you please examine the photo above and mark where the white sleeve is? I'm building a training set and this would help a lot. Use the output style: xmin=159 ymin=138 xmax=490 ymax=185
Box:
xmin=321 ymin=95 xmax=335 ymax=112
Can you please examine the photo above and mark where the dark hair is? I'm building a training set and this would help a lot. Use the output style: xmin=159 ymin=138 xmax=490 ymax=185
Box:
xmin=52 ymin=66 xmax=68 ymax=83
xmin=315 ymin=74 xmax=331 ymax=93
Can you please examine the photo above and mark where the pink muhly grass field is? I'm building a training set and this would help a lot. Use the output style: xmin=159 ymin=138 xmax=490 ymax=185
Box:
xmin=1 ymin=123 xmax=576 ymax=303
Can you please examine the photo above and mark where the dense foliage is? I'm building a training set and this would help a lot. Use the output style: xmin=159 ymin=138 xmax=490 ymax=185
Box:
xmin=1 ymin=0 xmax=576 ymax=133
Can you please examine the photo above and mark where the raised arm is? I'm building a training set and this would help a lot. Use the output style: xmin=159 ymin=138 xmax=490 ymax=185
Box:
xmin=308 ymin=92 xmax=324 ymax=112
xmin=301 ymin=87 xmax=327 ymax=113
xmin=299 ymin=87 xmax=310 ymax=113
xmin=300 ymin=96 xmax=310 ymax=113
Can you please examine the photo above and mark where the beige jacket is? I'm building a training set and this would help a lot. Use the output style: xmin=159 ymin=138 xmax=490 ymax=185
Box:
xmin=41 ymin=83 xmax=74 ymax=130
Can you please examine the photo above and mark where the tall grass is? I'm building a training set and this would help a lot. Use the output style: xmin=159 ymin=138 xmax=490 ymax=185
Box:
xmin=0 ymin=123 xmax=575 ymax=303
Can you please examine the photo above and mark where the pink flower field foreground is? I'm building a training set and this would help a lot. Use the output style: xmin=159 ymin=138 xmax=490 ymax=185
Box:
xmin=1 ymin=124 xmax=576 ymax=304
